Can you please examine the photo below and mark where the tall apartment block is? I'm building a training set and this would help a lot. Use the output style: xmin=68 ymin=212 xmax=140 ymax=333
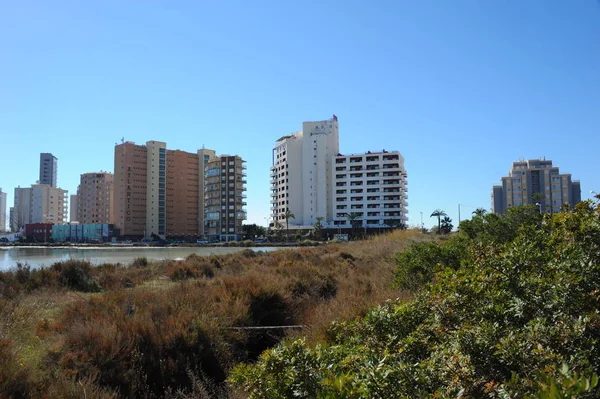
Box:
xmin=270 ymin=115 xmax=408 ymax=228
xmin=0 ymin=188 xmax=7 ymax=233
xmin=204 ymin=155 xmax=247 ymax=240
xmin=39 ymin=153 xmax=58 ymax=187
xmin=332 ymin=151 xmax=408 ymax=228
xmin=270 ymin=116 xmax=340 ymax=226
xmin=13 ymin=184 xmax=68 ymax=226
xmin=114 ymin=141 xmax=218 ymax=239
xmin=76 ymin=172 xmax=114 ymax=225
xmin=492 ymin=159 xmax=581 ymax=214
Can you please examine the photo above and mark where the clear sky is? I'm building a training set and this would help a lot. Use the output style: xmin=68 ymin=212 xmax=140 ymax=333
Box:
xmin=1 ymin=0 xmax=599 ymax=231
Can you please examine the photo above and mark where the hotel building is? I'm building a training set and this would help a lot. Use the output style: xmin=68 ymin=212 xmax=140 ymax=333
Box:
xmin=270 ymin=115 xmax=408 ymax=229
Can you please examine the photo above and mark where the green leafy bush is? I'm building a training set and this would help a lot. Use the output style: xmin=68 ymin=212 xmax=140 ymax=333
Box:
xmin=231 ymin=201 xmax=600 ymax=398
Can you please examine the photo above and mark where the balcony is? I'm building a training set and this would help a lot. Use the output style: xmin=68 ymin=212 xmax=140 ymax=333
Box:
xmin=382 ymin=163 xmax=400 ymax=170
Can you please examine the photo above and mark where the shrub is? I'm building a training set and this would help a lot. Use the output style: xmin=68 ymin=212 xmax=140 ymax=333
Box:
xmin=394 ymin=236 xmax=466 ymax=290
xmin=131 ymin=257 xmax=149 ymax=267
xmin=230 ymin=201 xmax=600 ymax=398
xmin=240 ymin=249 xmax=257 ymax=258
xmin=0 ymin=338 xmax=32 ymax=398
xmin=339 ymin=252 xmax=354 ymax=261
xmin=52 ymin=260 xmax=101 ymax=292
xmin=167 ymin=262 xmax=214 ymax=281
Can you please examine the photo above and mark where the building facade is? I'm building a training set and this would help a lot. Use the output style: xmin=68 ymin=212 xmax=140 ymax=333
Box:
xmin=24 ymin=223 xmax=53 ymax=242
xmin=76 ymin=172 xmax=114 ymax=225
xmin=0 ymin=188 xmax=7 ymax=233
xmin=52 ymin=223 xmax=116 ymax=243
xmin=204 ymin=155 xmax=247 ymax=240
xmin=270 ymin=116 xmax=408 ymax=229
xmin=70 ymin=194 xmax=78 ymax=222
xmin=331 ymin=151 xmax=408 ymax=228
xmin=13 ymin=184 xmax=68 ymax=227
xmin=39 ymin=153 xmax=58 ymax=187
xmin=270 ymin=116 xmax=340 ymax=227
xmin=114 ymin=141 xmax=218 ymax=239
xmin=13 ymin=186 xmax=32 ymax=230
xmin=492 ymin=159 xmax=581 ymax=214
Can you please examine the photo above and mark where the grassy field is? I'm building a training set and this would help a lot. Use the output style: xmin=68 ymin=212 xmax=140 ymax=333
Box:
xmin=0 ymin=229 xmax=430 ymax=398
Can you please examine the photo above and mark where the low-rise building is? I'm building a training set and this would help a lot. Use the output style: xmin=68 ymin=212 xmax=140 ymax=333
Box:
xmin=52 ymin=223 xmax=116 ymax=243
xmin=24 ymin=223 xmax=53 ymax=242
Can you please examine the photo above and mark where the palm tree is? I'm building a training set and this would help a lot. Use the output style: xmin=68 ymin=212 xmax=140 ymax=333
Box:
xmin=430 ymin=209 xmax=446 ymax=234
xmin=283 ymin=208 xmax=295 ymax=242
xmin=472 ymin=208 xmax=487 ymax=217
xmin=313 ymin=216 xmax=324 ymax=240
xmin=440 ymin=215 xmax=453 ymax=234
xmin=346 ymin=212 xmax=362 ymax=237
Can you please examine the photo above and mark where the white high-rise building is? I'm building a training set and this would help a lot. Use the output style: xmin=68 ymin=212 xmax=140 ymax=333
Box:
xmin=0 ymin=188 xmax=7 ymax=233
xmin=270 ymin=116 xmax=408 ymax=230
xmin=331 ymin=151 xmax=408 ymax=228
xmin=270 ymin=116 xmax=339 ymax=227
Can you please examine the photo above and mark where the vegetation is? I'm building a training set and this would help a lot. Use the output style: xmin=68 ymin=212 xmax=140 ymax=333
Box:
xmin=430 ymin=208 xmax=447 ymax=234
xmin=283 ymin=208 xmax=295 ymax=242
xmin=231 ymin=200 xmax=600 ymax=398
xmin=242 ymin=224 xmax=267 ymax=240
xmin=0 ymin=230 xmax=426 ymax=398
xmin=313 ymin=216 xmax=325 ymax=240
xmin=440 ymin=215 xmax=453 ymax=234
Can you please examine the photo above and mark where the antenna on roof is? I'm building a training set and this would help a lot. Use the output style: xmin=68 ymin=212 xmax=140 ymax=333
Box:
xmin=121 ymin=137 xmax=125 ymax=144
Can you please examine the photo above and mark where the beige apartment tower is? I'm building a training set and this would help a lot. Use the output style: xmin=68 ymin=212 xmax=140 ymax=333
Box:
xmin=492 ymin=159 xmax=581 ymax=214
xmin=204 ymin=155 xmax=247 ymax=240
xmin=76 ymin=172 xmax=114 ymax=225
xmin=114 ymin=141 xmax=218 ymax=239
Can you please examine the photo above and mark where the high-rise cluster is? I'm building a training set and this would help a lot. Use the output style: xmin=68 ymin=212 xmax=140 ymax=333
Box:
xmin=270 ymin=115 xmax=408 ymax=229
xmin=492 ymin=158 xmax=581 ymax=214
xmin=10 ymin=154 xmax=69 ymax=232
xmin=113 ymin=141 xmax=246 ymax=240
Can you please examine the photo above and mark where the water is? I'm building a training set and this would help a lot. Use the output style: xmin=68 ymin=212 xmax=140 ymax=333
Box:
xmin=0 ymin=246 xmax=283 ymax=270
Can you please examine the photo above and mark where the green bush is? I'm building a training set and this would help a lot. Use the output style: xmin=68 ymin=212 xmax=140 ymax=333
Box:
xmin=230 ymin=201 xmax=600 ymax=398
xmin=131 ymin=257 xmax=149 ymax=267
xmin=52 ymin=260 xmax=101 ymax=292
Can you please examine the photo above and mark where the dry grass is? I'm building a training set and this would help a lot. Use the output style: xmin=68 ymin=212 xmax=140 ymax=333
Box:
xmin=0 ymin=229 xmax=432 ymax=398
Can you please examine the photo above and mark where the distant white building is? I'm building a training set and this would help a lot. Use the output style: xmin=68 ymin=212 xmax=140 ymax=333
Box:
xmin=270 ymin=116 xmax=408 ymax=229
xmin=331 ymin=151 xmax=408 ymax=228
xmin=270 ymin=116 xmax=340 ymax=227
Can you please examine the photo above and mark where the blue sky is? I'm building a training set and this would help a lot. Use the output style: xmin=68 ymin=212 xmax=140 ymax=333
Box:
xmin=1 ymin=0 xmax=599 ymax=230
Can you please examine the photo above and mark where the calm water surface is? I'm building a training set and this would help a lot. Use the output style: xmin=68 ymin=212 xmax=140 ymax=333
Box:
xmin=0 ymin=246 xmax=284 ymax=270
